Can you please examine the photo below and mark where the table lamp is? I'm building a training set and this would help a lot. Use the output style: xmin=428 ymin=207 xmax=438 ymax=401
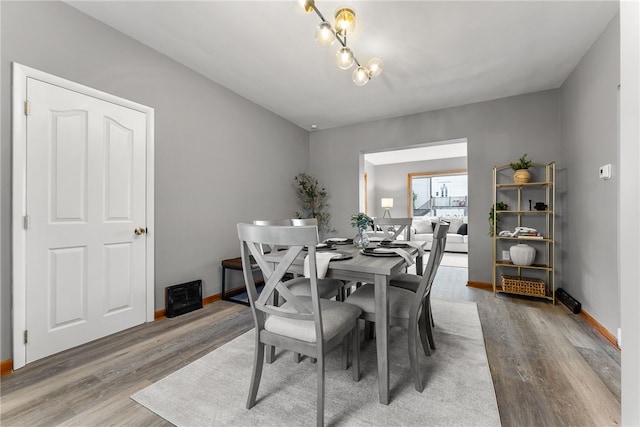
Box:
xmin=381 ymin=198 xmax=393 ymax=218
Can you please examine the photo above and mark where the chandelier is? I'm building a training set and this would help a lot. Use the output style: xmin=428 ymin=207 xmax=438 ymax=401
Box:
xmin=300 ymin=0 xmax=383 ymax=86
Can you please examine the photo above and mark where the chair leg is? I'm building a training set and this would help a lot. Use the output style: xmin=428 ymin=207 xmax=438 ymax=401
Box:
xmin=364 ymin=320 xmax=375 ymax=340
xmin=419 ymin=309 xmax=432 ymax=356
xmin=266 ymin=345 xmax=276 ymax=364
xmin=425 ymin=301 xmax=436 ymax=351
xmin=352 ymin=320 xmax=360 ymax=382
xmin=316 ymin=355 xmax=325 ymax=427
xmin=246 ymin=340 xmax=265 ymax=409
xmin=408 ymin=322 xmax=423 ymax=392
xmin=342 ymin=334 xmax=349 ymax=370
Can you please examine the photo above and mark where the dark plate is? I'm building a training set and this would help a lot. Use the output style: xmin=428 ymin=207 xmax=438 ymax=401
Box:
xmin=325 ymin=238 xmax=352 ymax=245
xmin=361 ymin=248 xmax=400 ymax=257
xmin=378 ymin=241 xmax=410 ymax=248
xmin=303 ymin=243 xmax=336 ymax=251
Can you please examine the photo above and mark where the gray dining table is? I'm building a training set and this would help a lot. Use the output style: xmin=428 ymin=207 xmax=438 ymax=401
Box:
xmin=265 ymin=241 xmax=424 ymax=405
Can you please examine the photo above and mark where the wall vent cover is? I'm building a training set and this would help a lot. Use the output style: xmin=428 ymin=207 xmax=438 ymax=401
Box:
xmin=165 ymin=280 xmax=203 ymax=318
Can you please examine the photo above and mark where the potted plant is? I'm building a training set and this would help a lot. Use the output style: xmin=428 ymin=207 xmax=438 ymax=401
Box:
xmin=293 ymin=173 xmax=335 ymax=237
xmin=488 ymin=201 xmax=509 ymax=236
xmin=350 ymin=212 xmax=373 ymax=249
xmin=510 ymin=154 xmax=533 ymax=184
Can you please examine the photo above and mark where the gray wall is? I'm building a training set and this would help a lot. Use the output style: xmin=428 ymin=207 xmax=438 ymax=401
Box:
xmin=310 ymin=91 xmax=562 ymax=285
xmin=369 ymin=157 xmax=468 ymax=218
xmin=0 ymin=1 xmax=309 ymax=360
xmin=560 ymin=13 xmax=620 ymax=334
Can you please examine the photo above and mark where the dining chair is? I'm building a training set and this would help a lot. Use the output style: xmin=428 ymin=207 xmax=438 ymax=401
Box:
xmin=237 ymin=223 xmax=361 ymax=427
xmin=390 ymin=222 xmax=449 ymax=353
xmin=345 ymin=222 xmax=449 ymax=392
xmin=369 ymin=217 xmax=413 ymax=240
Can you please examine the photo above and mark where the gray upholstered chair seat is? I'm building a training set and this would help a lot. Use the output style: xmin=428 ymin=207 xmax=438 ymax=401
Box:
xmin=285 ymin=277 xmax=344 ymax=299
xmin=388 ymin=272 xmax=421 ymax=292
xmin=344 ymin=285 xmax=414 ymax=320
xmin=265 ymin=297 xmax=362 ymax=343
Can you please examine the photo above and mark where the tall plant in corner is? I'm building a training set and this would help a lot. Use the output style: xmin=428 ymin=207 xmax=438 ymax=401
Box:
xmin=293 ymin=173 xmax=335 ymax=236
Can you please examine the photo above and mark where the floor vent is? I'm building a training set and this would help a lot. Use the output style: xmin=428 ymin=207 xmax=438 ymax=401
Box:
xmin=165 ymin=280 xmax=203 ymax=318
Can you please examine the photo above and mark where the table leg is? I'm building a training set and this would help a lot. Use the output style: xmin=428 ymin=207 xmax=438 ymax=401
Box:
xmin=374 ymin=273 xmax=390 ymax=405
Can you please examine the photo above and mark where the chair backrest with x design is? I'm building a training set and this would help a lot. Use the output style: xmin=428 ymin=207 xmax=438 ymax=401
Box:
xmin=371 ymin=217 xmax=413 ymax=240
xmin=237 ymin=223 xmax=325 ymax=340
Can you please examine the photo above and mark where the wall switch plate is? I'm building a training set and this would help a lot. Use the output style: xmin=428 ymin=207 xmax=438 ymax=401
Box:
xmin=599 ymin=164 xmax=612 ymax=180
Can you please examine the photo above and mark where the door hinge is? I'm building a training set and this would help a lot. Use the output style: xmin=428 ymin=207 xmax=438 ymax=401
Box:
xmin=24 ymin=330 xmax=28 ymax=344
xmin=23 ymin=215 xmax=31 ymax=230
xmin=25 ymin=100 xmax=30 ymax=116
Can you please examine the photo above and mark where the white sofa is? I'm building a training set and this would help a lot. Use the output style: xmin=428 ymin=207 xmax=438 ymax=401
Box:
xmin=411 ymin=216 xmax=468 ymax=253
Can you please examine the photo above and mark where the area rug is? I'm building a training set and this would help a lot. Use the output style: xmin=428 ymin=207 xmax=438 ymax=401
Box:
xmin=439 ymin=252 xmax=468 ymax=268
xmin=131 ymin=299 xmax=500 ymax=426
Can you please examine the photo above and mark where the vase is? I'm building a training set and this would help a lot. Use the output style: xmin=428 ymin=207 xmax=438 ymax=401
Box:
xmin=513 ymin=169 xmax=531 ymax=184
xmin=353 ymin=227 xmax=370 ymax=249
xmin=510 ymin=244 xmax=535 ymax=266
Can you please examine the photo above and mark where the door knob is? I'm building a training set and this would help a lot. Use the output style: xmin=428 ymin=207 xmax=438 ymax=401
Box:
xmin=134 ymin=227 xmax=146 ymax=235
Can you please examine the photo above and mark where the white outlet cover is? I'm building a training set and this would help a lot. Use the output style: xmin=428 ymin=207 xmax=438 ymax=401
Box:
xmin=599 ymin=164 xmax=612 ymax=179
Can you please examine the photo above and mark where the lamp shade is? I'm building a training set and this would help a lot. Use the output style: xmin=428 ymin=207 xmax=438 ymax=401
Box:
xmin=381 ymin=198 xmax=394 ymax=208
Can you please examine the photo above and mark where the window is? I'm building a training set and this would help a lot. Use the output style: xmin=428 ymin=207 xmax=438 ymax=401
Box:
xmin=408 ymin=170 xmax=467 ymax=217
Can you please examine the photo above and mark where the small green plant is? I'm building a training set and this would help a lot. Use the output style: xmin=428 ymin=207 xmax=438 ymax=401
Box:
xmin=488 ymin=202 xmax=509 ymax=236
xmin=350 ymin=212 xmax=373 ymax=230
xmin=293 ymin=173 xmax=335 ymax=235
xmin=510 ymin=154 xmax=533 ymax=171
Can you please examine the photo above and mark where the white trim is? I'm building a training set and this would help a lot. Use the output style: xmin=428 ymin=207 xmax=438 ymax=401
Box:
xmin=11 ymin=63 xmax=155 ymax=369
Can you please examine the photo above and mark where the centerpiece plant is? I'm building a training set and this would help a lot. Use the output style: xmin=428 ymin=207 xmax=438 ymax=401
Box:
xmin=351 ymin=212 xmax=373 ymax=249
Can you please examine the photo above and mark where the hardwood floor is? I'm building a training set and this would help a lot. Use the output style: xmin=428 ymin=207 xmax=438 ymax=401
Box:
xmin=1 ymin=266 xmax=621 ymax=426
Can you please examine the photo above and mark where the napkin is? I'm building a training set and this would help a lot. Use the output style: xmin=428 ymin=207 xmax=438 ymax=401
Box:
xmin=304 ymin=252 xmax=342 ymax=279
xmin=390 ymin=240 xmax=425 ymax=256
xmin=371 ymin=248 xmax=415 ymax=266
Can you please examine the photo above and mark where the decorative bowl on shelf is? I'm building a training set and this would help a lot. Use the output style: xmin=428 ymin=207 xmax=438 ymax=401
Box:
xmin=509 ymin=244 xmax=535 ymax=266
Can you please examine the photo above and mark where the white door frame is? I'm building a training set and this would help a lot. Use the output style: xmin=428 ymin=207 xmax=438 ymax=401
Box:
xmin=11 ymin=63 xmax=155 ymax=369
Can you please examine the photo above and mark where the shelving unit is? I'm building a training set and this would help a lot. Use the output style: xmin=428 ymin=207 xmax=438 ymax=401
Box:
xmin=492 ymin=162 xmax=556 ymax=302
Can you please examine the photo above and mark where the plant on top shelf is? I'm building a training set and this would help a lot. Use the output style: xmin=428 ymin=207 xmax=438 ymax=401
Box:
xmin=293 ymin=173 xmax=335 ymax=236
xmin=488 ymin=201 xmax=509 ymax=236
xmin=510 ymin=154 xmax=533 ymax=184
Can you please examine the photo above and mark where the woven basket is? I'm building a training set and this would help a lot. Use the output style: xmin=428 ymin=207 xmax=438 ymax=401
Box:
xmin=501 ymin=275 xmax=546 ymax=296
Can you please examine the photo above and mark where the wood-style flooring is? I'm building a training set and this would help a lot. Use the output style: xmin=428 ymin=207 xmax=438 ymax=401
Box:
xmin=0 ymin=266 xmax=621 ymax=426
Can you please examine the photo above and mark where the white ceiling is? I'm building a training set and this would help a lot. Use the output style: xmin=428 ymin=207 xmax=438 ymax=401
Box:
xmin=365 ymin=140 xmax=467 ymax=165
xmin=66 ymin=1 xmax=618 ymax=131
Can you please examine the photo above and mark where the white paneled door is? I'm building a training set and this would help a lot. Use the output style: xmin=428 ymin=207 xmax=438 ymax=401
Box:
xmin=23 ymin=77 xmax=148 ymax=363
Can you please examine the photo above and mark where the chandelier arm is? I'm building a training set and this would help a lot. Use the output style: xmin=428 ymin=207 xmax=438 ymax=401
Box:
xmin=310 ymin=3 xmax=328 ymax=23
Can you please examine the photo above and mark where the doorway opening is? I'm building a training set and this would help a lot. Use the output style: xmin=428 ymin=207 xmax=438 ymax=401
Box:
xmin=360 ymin=138 xmax=469 ymax=269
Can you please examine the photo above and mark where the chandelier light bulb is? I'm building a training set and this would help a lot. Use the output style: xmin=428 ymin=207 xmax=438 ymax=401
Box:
xmin=366 ymin=58 xmax=383 ymax=77
xmin=315 ymin=21 xmax=335 ymax=47
xmin=336 ymin=46 xmax=354 ymax=69
xmin=334 ymin=8 xmax=355 ymax=36
xmin=352 ymin=66 xmax=370 ymax=86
